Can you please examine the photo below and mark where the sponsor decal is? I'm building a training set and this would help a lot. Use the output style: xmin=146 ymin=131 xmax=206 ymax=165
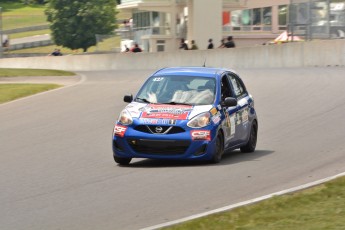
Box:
xmin=191 ymin=130 xmax=211 ymax=141
xmin=242 ymin=108 xmax=249 ymax=123
xmin=129 ymin=110 xmax=141 ymax=118
xmin=236 ymin=112 xmax=242 ymax=125
xmin=217 ymin=104 xmax=222 ymax=110
xmin=238 ymin=99 xmax=247 ymax=107
xmin=230 ymin=115 xmax=236 ymax=136
xmin=140 ymin=104 xmax=192 ymax=120
xmin=224 ymin=108 xmax=231 ymax=127
xmin=210 ymin=107 xmax=218 ymax=116
xmin=212 ymin=116 xmax=221 ymax=125
xmin=114 ymin=125 xmax=127 ymax=137
xmin=126 ymin=102 xmax=146 ymax=118
xmin=212 ymin=112 xmax=221 ymax=125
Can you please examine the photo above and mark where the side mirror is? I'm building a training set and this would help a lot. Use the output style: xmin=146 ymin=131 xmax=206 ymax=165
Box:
xmin=123 ymin=94 xmax=133 ymax=103
xmin=221 ymin=97 xmax=237 ymax=107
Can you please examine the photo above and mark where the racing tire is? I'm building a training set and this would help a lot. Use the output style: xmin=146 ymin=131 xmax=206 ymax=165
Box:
xmin=114 ymin=155 xmax=132 ymax=165
xmin=240 ymin=120 xmax=258 ymax=153
xmin=210 ymin=133 xmax=224 ymax=164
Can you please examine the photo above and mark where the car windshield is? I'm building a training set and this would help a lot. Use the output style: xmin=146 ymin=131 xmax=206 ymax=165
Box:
xmin=135 ymin=75 xmax=216 ymax=105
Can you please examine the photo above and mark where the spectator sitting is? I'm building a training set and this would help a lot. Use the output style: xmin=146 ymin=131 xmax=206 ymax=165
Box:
xmin=224 ymin=36 xmax=235 ymax=48
xmin=131 ymin=43 xmax=142 ymax=53
xmin=190 ymin=40 xmax=198 ymax=50
xmin=218 ymin=39 xmax=225 ymax=48
xmin=49 ymin=48 xmax=62 ymax=56
xmin=179 ymin=38 xmax=188 ymax=50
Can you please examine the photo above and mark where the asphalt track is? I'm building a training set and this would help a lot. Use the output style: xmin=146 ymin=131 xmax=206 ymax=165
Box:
xmin=1 ymin=67 xmax=345 ymax=230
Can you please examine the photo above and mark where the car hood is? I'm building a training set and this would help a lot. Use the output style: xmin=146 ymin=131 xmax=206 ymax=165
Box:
xmin=125 ymin=102 xmax=213 ymax=120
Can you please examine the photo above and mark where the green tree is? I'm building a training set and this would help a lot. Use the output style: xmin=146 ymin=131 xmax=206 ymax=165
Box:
xmin=23 ymin=0 xmax=47 ymax=4
xmin=45 ymin=0 xmax=117 ymax=52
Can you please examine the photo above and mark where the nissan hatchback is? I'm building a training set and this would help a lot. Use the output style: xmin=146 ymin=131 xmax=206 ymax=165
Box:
xmin=112 ymin=67 xmax=258 ymax=165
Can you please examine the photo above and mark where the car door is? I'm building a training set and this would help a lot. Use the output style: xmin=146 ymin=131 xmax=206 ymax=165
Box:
xmin=227 ymin=73 xmax=250 ymax=143
xmin=220 ymin=74 xmax=241 ymax=149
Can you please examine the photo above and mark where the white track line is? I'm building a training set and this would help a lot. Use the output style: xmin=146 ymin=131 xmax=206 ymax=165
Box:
xmin=141 ymin=172 xmax=345 ymax=230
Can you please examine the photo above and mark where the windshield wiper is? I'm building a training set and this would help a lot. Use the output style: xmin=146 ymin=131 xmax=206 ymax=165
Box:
xmin=136 ymin=97 xmax=152 ymax=104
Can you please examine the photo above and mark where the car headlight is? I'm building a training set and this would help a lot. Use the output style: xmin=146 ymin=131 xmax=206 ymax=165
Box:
xmin=118 ymin=109 xmax=133 ymax=125
xmin=187 ymin=112 xmax=211 ymax=128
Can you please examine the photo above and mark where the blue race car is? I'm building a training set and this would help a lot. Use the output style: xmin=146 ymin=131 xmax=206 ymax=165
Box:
xmin=112 ymin=67 xmax=258 ymax=165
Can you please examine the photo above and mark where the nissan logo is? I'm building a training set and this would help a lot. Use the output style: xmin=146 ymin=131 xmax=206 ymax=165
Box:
xmin=155 ymin=126 xmax=163 ymax=133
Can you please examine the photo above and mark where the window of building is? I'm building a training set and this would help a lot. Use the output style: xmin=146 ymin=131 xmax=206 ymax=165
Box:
xmin=263 ymin=7 xmax=272 ymax=31
xmin=227 ymin=7 xmax=272 ymax=32
xmin=230 ymin=10 xmax=242 ymax=31
xmin=133 ymin=11 xmax=148 ymax=29
xmin=253 ymin=8 xmax=261 ymax=26
xmin=242 ymin=9 xmax=252 ymax=31
xmin=132 ymin=11 xmax=170 ymax=35
xmin=279 ymin=5 xmax=288 ymax=30
xmin=157 ymin=40 xmax=165 ymax=52
xmin=263 ymin=7 xmax=272 ymax=25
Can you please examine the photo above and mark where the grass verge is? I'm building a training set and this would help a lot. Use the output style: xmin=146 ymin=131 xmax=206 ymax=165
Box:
xmin=163 ymin=176 xmax=345 ymax=230
xmin=2 ymin=2 xmax=47 ymax=30
xmin=0 ymin=84 xmax=61 ymax=104
xmin=0 ymin=68 xmax=75 ymax=77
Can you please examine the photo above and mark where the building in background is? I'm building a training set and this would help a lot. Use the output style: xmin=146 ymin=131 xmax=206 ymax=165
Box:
xmin=117 ymin=0 xmax=344 ymax=52
xmin=117 ymin=0 xmax=247 ymax=52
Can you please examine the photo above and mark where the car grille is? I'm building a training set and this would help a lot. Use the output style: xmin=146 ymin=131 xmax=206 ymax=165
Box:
xmin=134 ymin=125 xmax=185 ymax=134
xmin=127 ymin=139 xmax=190 ymax=155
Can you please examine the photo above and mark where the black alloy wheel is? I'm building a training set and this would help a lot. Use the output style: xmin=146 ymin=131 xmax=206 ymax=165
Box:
xmin=211 ymin=133 xmax=224 ymax=163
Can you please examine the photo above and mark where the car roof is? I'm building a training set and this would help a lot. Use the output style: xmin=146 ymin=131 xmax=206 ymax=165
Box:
xmin=153 ymin=67 xmax=233 ymax=78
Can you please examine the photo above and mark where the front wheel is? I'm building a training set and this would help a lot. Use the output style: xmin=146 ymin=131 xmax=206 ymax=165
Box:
xmin=114 ymin=155 xmax=132 ymax=166
xmin=240 ymin=120 xmax=258 ymax=153
xmin=210 ymin=133 xmax=224 ymax=163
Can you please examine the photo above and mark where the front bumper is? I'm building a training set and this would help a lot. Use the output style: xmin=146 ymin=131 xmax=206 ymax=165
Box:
xmin=113 ymin=126 xmax=217 ymax=160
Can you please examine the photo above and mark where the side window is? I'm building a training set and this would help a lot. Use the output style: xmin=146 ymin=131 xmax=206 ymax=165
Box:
xmin=228 ymin=74 xmax=247 ymax=98
xmin=221 ymin=75 xmax=232 ymax=100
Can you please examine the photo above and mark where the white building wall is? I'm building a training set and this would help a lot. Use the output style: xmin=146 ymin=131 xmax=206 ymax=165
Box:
xmin=246 ymin=0 xmax=289 ymax=8
xmin=187 ymin=0 xmax=222 ymax=50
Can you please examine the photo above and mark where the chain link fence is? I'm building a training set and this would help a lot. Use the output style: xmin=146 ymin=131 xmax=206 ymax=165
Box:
xmin=289 ymin=0 xmax=345 ymax=40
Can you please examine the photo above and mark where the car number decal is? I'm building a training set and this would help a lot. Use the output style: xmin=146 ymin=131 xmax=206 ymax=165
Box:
xmin=153 ymin=77 xmax=164 ymax=82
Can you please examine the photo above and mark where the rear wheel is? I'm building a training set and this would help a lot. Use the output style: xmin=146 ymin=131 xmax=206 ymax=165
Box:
xmin=210 ymin=133 xmax=224 ymax=163
xmin=114 ymin=155 xmax=132 ymax=166
xmin=240 ymin=120 xmax=258 ymax=153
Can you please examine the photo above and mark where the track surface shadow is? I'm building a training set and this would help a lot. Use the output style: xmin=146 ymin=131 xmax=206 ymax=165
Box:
xmin=119 ymin=149 xmax=274 ymax=168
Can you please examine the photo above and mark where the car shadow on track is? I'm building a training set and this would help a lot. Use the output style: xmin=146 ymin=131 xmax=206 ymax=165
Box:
xmin=121 ymin=149 xmax=274 ymax=168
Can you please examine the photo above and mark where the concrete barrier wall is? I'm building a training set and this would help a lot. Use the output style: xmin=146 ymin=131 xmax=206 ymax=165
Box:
xmin=0 ymin=39 xmax=344 ymax=71
xmin=10 ymin=40 xmax=53 ymax=51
